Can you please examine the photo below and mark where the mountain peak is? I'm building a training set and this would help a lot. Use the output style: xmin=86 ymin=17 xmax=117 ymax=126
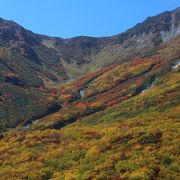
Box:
xmin=173 ymin=6 xmax=180 ymax=12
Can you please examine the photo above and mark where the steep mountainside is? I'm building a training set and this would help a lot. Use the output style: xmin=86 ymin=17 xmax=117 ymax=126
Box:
xmin=15 ymin=33 xmax=180 ymax=131
xmin=0 ymin=46 xmax=179 ymax=179
xmin=0 ymin=8 xmax=180 ymax=130
xmin=0 ymin=8 xmax=180 ymax=180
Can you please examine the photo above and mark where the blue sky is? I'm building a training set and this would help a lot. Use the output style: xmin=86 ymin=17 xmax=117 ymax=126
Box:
xmin=0 ymin=0 xmax=180 ymax=38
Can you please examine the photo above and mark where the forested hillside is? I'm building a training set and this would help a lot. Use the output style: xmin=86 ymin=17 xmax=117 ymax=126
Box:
xmin=0 ymin=8 xmax=179 ymax=180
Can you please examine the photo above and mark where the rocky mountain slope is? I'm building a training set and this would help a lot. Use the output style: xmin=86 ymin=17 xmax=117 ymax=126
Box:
xmin=40 ymin=7 xmax=180 ymax=77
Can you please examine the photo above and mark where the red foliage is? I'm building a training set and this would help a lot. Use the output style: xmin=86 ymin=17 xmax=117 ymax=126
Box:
xmin=51 ymin=66 xmax=65 ymax=71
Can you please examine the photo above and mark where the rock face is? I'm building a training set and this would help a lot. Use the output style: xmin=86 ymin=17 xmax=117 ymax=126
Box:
xmin=0 ymin=7 xmax=180 ymax=130
xmin=160 ymin=8 xmax=180 ymax=42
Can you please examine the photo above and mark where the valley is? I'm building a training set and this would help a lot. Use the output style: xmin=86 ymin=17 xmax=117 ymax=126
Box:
xmin=0 ymin=7 xmax=179 ymax=180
